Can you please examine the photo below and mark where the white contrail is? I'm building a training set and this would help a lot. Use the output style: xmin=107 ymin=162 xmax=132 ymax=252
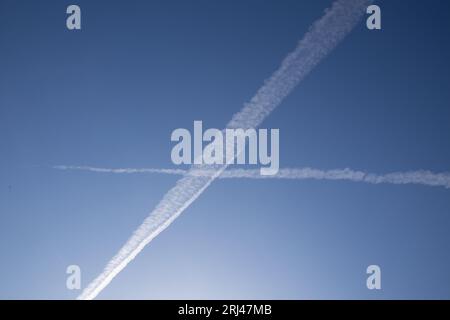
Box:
xmin=53 ymin=165 xmax=188 ymax=175
xmin=77 ymin=0 xmax=371 ymax=300
xmin=55 ymin=165 xmax=450 ymax=189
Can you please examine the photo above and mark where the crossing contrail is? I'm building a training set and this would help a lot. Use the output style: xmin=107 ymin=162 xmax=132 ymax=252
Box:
xmin=55 ymin=165 xmax=450 ymax=189
xmin=77 ymin=0 xmax=372 ymax=300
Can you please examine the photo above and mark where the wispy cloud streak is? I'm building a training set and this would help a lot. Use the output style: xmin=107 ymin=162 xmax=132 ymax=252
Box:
xmin=77 ymin=0 xmax=371 ymax=300
xmin=55 ymin=165 xmax=450 ymax=189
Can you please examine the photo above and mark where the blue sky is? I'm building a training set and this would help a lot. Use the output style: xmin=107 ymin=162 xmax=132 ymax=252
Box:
xmin=1 ymin=0 xmax=450 ymax=299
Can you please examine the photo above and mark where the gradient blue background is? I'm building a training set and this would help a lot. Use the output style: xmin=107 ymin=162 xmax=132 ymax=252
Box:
xmin=1 ymin=0 xmax=450 ymax=299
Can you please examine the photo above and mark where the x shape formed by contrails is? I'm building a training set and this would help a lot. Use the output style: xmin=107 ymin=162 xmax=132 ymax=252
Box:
xmin=77 ymin=0 xmax=373 ymax=300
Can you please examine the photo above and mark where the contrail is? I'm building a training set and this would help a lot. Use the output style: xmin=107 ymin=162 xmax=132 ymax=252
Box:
xmin=77 ymin=0 xmax=371 ymax=300
xmin=53 ymin=165 xmax=188 ymax=176
xmin=55 ymin=165 xmax=450 ymax=189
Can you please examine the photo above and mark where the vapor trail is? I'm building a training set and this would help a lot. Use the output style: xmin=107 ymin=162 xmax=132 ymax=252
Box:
xmin=55 ymin=165 xmax=450 ymax=189
xmin=78 ymin=0 xmax=371 ymax=300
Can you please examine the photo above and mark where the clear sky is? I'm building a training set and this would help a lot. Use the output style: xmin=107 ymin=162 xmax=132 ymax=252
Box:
xmin=1 ymin=0 xmax=450 ymax=299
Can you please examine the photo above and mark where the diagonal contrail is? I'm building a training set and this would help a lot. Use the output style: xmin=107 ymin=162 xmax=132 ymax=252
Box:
xmin=77 ymin=0 xmax=371 ymax=300
xmin=55 ymin=165 xmax=450 ymax=189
